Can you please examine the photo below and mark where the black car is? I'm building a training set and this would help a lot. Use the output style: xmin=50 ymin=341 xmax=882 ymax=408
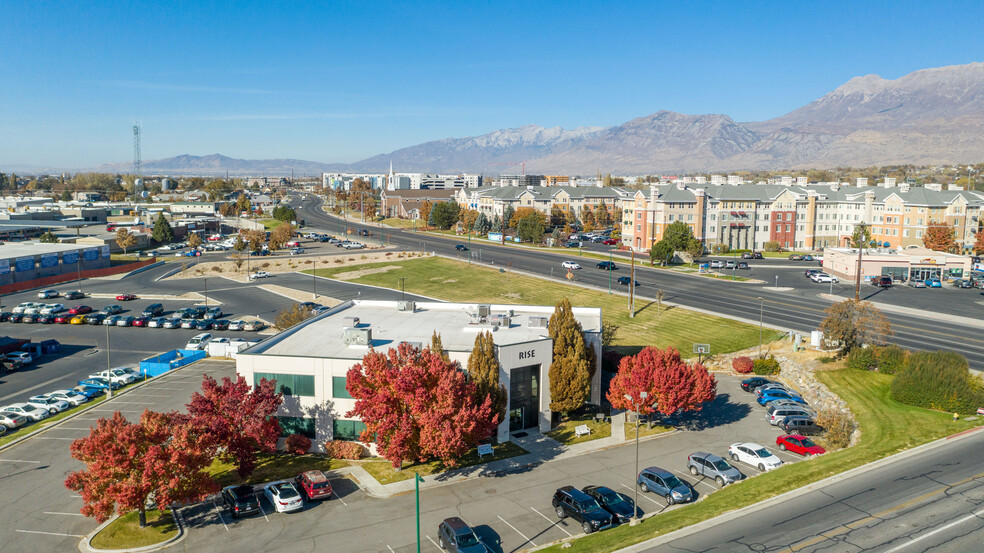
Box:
xmin=616 ymin=276 xmax=639 ymax=286
xmin=455 ymin=244 xmax=469 ymax=251
xmin=552 ymin=486 xmax=614 ymax=534
xmin=436 ymin=517 xmax=488 ymax=552
xmin=36 ymin=314 xmax=53 ymax=324
xmin=596 ymin=261 xmax=618 ymax=271
xmin=64 ymin=291 xmax=85 ymax=300
xmin=582 ymin=485 xmax=635 ymax=524
xmin=0 ymin=312 xmax=11 ymax=322
xmin=740 ymin=377 xmax=776 ymax=392
xmin=737 ymin=261 xmax=749 ymax=269
xmin=86 ymin=313 xmax=107 ymax=325
xmin=194 ymin=319 xmax=213 ymax=331
xmin=212 ymin=319 xmax=230 ymax=331
xmin=8 ymin=313 xmax=24 ymax=323
xmin=221 ymin=485 xmax=259 ymax=519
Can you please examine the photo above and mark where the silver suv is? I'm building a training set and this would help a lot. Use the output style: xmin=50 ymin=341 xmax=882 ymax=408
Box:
xmin=687 ymin=452 xmax=743 ymax=487
xmin=766 ymin=404 xmax=813 ymax=425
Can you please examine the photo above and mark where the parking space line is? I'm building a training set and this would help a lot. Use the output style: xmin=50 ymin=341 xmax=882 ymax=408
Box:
xmin=44 ymin=511 xmax=85 ymax=516
xmin=531 ymin=506 xmax=571 ymax=537
xmin=498 ymin=515 xmax=537 ymax=547
xmin=329 ymin=482 xmax=348 ymax=505
xmin=426 ymin=535 xmax=442 ymax=551
xmin=16 ymin=529 xmax=85 ymax=537
xmin=50 ymin=427 xmax=96 ymax=431
xmin=255 ymin=494 xmax=270 ymax=521
xmin=0 ymin=459 xmax=41 ymax=464
xmin=32 ymin=437 xmax=77 ymax=440
xmin=671 ymin=469 xmax=717 ymax=491
xmin=620 ymin=483 xmax=662 ymax=506
xmin=212 ymin=503 xmax=229 ymax=530
xmin=387 ymin=546 xmax=396 ymax=553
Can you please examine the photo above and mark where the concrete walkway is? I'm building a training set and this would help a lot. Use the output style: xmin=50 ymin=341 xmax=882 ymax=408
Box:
xmin=342 ymin=427 xmax=674 ymax=499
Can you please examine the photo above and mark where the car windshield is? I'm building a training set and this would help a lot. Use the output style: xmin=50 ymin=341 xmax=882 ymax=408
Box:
xmin=801 ymin=438 xmax=817 ymax=448
xmin=663 ymin=475 xmax=683 ymax=488
xmin=712 ymin=460 xmax=731 ymax=471
xmin=456 ymin=532 xmax=480 ymax=547
xmin=754 ymin=448 xmax=772 ymax=458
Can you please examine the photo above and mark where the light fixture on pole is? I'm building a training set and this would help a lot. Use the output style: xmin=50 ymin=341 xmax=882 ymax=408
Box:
xmin=625 ymin=391 xmax=648 ymax=525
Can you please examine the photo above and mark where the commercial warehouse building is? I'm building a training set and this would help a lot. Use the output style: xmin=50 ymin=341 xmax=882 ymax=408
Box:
xmin=0 ymin=242 xmax=110 ymax=286
xmin=235 ymin=300 xmax=602 ymax=445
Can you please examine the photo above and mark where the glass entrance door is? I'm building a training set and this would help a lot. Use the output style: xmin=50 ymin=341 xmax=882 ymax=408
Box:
xmin=509 ymin=364 xmax=540 ymax=432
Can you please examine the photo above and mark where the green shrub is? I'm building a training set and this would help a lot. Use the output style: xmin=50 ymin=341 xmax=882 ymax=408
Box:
xmin=752 ymin=356 xmax=781 ymax=375
xmin=764 ymin=241 xmax=781 ymax=252
xmin=876 ymin=345 xmax=909 ymax=375
xmin=845 ymin=347 xmax=878 ymax=371
xmin=891 ymin=350 xmax=984 ymax=414
xmin=711 ymin=244 xmax=730 ymax=254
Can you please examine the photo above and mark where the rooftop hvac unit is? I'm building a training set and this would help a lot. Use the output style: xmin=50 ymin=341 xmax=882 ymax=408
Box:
xmin=397 ymin=301 xmax=415 ymax=312
xmin=477 ymin=304 xmax=491 ymax=317
xmin=528 ymin=316 xmax=548 ymax=328
xmin=342 ymin=327 xmax=372 ymax=346
xmin=341 ymin=316 xmax=360 ymax=328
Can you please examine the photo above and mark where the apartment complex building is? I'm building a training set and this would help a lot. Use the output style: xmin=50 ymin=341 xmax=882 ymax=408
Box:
xmin=621 ymin=181 xmax=984 ymax=253
xmin=454 ymin=185 xmax=634 ymax=219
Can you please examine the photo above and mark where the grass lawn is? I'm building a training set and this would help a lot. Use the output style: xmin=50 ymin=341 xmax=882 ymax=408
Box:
xmin=624 ymin=422 xmax=674 ymax=441
xmin=535 ymin=368 xmax=984 ymax=552
xmin=305 ymin=257 xmax=781 ymax=355
xmin=208 ymin=453 xmax=350 ymax=488
xmin=90 ymin=508 xmax=177 ymax=550
xmin=379 ymin=217 xmax=419 ymax=229
xmin=358 ymin=441 xmax=529 ymax=485
xmin=0 ymin=394 xmax=108 ymax=448
xmin=547 ymin=415 xmax=612 ymax=445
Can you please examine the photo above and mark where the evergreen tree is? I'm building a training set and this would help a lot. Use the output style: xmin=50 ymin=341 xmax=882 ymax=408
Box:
xmin=39 ymin=231 xmax=59 ymax=243
xmin=430 ymin=331 xmax=448 ymax=361
xmin=502 ymin=206 xmax=515 ymax=230
xmin=467 ymin=331 xmax=508 ymax=425
xmin=473 ymin=212 xmax=491 ymax=235
xmin=547 ymin=298 xmax=594 ymax=414
xmin=152 ymin=214 xmax=174 ymax=244
xmin=490 ymin=216 xmax=502 ymax=233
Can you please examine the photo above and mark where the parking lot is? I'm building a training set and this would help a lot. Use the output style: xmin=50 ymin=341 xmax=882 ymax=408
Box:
xmin=175 ymin=374 xmax=813 ymax=553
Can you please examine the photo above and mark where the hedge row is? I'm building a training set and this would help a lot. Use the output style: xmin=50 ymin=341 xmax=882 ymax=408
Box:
xmin=890 ymin=350 xmax=984 ymax=414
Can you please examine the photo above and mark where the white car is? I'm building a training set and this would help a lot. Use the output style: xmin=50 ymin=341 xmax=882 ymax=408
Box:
xmin=227 ymin=320 xmax=246 ymax=331
xmin=2 ymin=403 xmax=50 ymax=422
xmin=40 ymin=303 xmax=65 ymax=315
xmin=27 ymin=396 xmax=70 ymax=414
xmin=249 ymin=271 xmax=271 ymax=280
xmin=185 ymin=333 xmax=213 ymax=350
xmin=728 ymin=442 xmax=783 ymax=472
xmin=89 ymin=369 xmax=135 ymax=385
xmin=561 ymin=261 xmax=582 ymax=270
xmin=21 ymin=303 xmax=46 ymax=315
xmin=7 ymin=352 xmax=32 ymax=365
xmin=37 ymin=289 xmax=59 ymax=299
xmin=709 ymin=260 xmax=725 ymax=269
xmin=812 ymin=273 xmax=838 ymax=283
xmin=263 ymin=481 xmax=303 ymax=513
xmin=46 ymin=390 xmax=89 ymax=407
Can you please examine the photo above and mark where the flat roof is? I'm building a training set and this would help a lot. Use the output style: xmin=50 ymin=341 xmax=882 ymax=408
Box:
xmin=243 ymin=300 xmax=602 ymax=360
xmin=826 ymin=247 xmax=969 ymax=259
xmin=0 ymin=242 xmax=95 ymax=258
xmin=0 ymin=219 xmax=93 ymax=229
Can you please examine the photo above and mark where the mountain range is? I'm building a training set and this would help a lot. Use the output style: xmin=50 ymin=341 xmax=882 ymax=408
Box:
xmin=95 ymin=61 xmax=984 ymax=176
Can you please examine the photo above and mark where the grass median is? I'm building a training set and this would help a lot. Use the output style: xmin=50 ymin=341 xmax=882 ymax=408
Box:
xmin=534 ymin=368 xmax=984 ymax=552
xmin=306 ymin=256 xmax=781 ymax=356
xmin=208 ymin=453 xmax=351 ymax=488
xmin=358 ymin=441 xmax=529 ymax=485
xmin=90 ymin=508 xmax=177 ymax=549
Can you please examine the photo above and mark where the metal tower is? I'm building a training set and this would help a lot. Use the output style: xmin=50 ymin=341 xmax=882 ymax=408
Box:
xmin=132 ymin=122 xmax=142 ymax=176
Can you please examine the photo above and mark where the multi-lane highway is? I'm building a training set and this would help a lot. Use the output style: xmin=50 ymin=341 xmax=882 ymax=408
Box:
xmin=293 ymin=196 xmax=984 ymax=370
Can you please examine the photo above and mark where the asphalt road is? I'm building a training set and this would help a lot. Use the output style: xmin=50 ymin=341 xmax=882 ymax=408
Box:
xmin=636 ymin=427 xmax=984 ymax=553
xmin=293 ymin=196 xmax=984 ymax=370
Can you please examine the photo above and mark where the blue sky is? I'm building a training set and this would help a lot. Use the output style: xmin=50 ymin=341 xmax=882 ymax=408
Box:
xmin=2 ymin=0 xmax=983 ymax=169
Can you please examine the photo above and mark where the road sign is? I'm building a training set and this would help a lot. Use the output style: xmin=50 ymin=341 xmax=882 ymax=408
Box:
xmin=693 ymin=343 xmax=710 ymax=354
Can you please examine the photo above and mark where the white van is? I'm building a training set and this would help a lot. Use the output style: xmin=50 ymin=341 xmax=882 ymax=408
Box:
xmin=185 ymin=333 xmax=213 ymax=351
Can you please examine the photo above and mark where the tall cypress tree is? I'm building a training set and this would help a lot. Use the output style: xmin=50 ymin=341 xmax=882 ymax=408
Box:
xmin=547 ymin=298 xmax=592 ymax=414
xmin=468 ymin=331 xmax=508 ymax=424
xmin=430 ymin=331 xmax=448 ymax=361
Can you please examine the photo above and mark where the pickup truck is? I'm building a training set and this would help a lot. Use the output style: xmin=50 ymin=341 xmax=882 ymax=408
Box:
xmin=88 ymin=368 xmax=136 ymax=385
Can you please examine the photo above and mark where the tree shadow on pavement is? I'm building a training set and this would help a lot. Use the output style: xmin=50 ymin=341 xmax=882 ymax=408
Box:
xmin=666 ymin=392 xmax=752 ymax=431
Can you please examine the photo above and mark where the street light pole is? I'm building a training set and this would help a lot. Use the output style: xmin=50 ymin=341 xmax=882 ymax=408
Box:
xmin=415 ymin=473 xmax=424 ymax=553
xmin=757 ymin=297 xmax=764 ymax=358
xmin=625 ymin=391 xmax=647 ymax=525
xmin=203 ymin=277 xmax=208 ymax=309
xmin=399 ymin=277 xmax=406 ymax=301
xmin=106 ymin=323 xmax=112 ymax=399
xmin=608 ymin=248 xmax=613 ymax=294
xmin=313 ymin=259 xmax=317 ymax=299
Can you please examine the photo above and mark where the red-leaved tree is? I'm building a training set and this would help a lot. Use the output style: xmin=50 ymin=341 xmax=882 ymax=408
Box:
xmin=607 ymin=347 xmax=717 ymax=416
xmin=346 ymin=343 xmax=498 ymax=468
xmin=187 ymin=374 xmax=282 ymax=480
xmin=65 ymin=410 xmax=216 ymax=528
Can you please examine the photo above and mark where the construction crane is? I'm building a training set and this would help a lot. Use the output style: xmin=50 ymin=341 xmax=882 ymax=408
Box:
xmin=487 ymin=160 xmax=527 ymax=175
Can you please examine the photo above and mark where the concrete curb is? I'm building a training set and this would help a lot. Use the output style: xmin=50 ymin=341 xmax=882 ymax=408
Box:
xmin=78 ymin=506 xmax=187 ymax=553
xmin=598 ymin=425 xmax=984 ymax=553
xmin=120 ymin=261 xmax=166 ymax=279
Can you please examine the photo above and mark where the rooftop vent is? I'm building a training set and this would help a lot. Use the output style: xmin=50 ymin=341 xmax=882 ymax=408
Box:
xmin=528 ymin=316 xmax=548 ymax=328
xmin=397 ymin=301 xmax=415 ymax=312
xmin=476 ymin=304 xmax=491 ymax=317
xmin=342 ymin=327 xmax=372 ymax=346
xmin=341 ymin=316 xmax=360 ymax=328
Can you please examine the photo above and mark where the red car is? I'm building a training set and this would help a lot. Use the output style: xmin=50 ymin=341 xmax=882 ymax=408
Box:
xmin=116 ymin=294 xmax=137 ymax=301
xmin=776 ymin=434 xmax=826 ymax=457
xmin=602 ymin=238 xmax=619 ymax=245
xmin=68 ymin=305 xmax=92 ymax=315
xmin=294 ymin=470 xmax=332 ymax=501
xmin=54 ymin=314 xmax=72 ymax=324
xmin=131 ymin=316 xmax=150 ymax=327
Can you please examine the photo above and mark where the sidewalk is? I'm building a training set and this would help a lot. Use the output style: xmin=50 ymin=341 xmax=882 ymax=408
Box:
xmin=342 ymin=428 xmax=673 ymax=499
xmin=818 ymin=293 xmax=984 ymax=329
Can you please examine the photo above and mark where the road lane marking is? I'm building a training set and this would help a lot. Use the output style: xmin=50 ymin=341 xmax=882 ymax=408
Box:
xmin=426 ymin=535 xmax=442 ymax=551
xmin=16 ymin=529 xmax=85 ymax=537
xmin=531 ymin=506 xmax=572 ymax=537
xmin=0 ymin=459 xmax=41 ymax=464
xmin=44 ymin=511 xmax=84 ymax=516
xmin=882 ymin=507 xmax=984 ymax=552
xmin=212 ymin=503 xmax=229 ymax=530
xmin=498 ymin=515 xmax=536 ymax=547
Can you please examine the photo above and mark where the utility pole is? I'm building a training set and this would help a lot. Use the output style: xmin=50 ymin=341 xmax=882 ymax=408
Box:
xmin=629 ymin=250 xmax=635 ymax=317
xmin=106 ymin=323 xmax=112 ymax=399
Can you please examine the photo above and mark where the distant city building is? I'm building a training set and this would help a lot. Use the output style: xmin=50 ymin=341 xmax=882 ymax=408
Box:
xmin=497 ymin=174 xmax=545 ymax=187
